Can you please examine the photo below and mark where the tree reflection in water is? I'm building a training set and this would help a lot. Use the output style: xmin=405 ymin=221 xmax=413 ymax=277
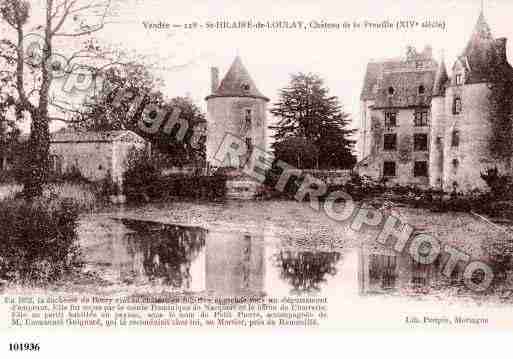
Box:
xmin=122 ymin=219 xmax=206 ymax=288
xmin=273 ymin=250 xmax=342 ymax=294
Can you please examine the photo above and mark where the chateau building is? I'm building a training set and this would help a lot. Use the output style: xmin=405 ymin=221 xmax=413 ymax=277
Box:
xmin=357 ymin=12 xmax=513 ymax=192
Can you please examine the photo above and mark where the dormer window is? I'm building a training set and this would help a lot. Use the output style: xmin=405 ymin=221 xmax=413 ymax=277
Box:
xmin=455 ymin=74 xmax=464 ymax=86
xmin=241 ymin=82 xmax=251 ymax=91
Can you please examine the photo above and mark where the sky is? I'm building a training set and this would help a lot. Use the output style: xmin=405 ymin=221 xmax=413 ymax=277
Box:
xmin=95 ymin=0 xmax=513 ymax=123
xmin=6 ymin=0 xmax=513 ymax=142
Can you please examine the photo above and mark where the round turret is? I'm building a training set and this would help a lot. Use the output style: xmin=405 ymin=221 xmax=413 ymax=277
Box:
xmin=205 ymin=57 xmax=269 ymax=170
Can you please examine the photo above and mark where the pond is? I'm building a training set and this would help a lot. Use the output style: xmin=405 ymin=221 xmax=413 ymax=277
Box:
xmin=76 ymin=201 xmax=512 ymax=306
xmin=81 ymin=217 xmax=346 ymax=297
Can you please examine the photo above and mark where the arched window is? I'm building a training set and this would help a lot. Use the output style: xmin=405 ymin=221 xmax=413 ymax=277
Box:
xmin=388 ymin=87 xmax=395 ymax=96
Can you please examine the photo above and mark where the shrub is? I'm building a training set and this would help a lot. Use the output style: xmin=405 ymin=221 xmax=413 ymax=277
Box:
xmin=44 ymin=182 xmax=98 ymax=211
xmin=124 ymin=148 xmax=225 ymax=201
xmin=57 ymin=165 xmax=90 ymax=184
xmin=344 ymin=173 xmax=386 ymax=200
xmin=97 ymin=169 xmax=121 ymax=197
xmin=0 ymin=198 xmax=82 ymax=285
xmin=481 ymin=167 xmax=513 ymax=200
xmin=483 ymin=236 xmax=513 ymax=280
xmin=123 ymin=148 xmax=161 ymax=201
xmin=163 ymin=173 xmax=227 ymax=200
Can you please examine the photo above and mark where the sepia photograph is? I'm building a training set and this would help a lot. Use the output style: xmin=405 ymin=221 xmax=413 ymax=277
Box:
xmin=1 ymin=0 xmax=513 ymax=356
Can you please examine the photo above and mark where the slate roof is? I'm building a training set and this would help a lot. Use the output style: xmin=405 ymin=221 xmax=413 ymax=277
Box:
xmin=206 ymin=56 xmax=269 ymax=101
xmin=372 ymin=69 xmax=437 ymax=109
xmin=360 ymin=46 xmax=437 ymax=106
xmin=360 ymin=58 xmax=402 ymax=101
xmin=50 ymin=130 xmax=145 ymax=143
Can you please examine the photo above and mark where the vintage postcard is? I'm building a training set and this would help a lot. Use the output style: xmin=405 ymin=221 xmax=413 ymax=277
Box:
xmin=1 ymin=0 xmax=513 ymax=355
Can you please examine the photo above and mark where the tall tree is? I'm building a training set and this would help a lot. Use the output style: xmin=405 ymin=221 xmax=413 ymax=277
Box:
xmin=270 ymin=73 xmax=356 ymax=169
xmin=0 ymin=0 xmax=115 ymax=198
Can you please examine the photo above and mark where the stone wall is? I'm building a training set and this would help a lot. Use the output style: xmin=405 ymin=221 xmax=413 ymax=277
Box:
xmin=441 ymin=83 xmax=510 ymax=192
xmin=358 ymin=99 xmax=375 ymax=161
xmin=358 ymin=108 xmax=430 ymax=187
xmin=429 ymin=96 xmax=446 ymax=189
xmin=50 ymin=142 xmax=114 ymax=181
xmin=206 ymin=97 xmax=267 ymax=168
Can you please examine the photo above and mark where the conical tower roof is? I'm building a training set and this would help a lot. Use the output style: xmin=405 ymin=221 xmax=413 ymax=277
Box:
xmin=458 ymin=11 xmax=497 ymax=83
xmin=206 ymin=56 xmax=269 ymax=101
xmin=433 ymin=57 xmax=449 ymax=96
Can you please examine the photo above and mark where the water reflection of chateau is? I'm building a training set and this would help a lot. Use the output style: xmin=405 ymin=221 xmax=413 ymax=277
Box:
xmin=107 ymin=220 xmax=265 ymax=295
xmin=92 ymin=219 xmax=344 ymax=296
xmin=206 ymin=231 xmax=265 ymax=296
xmin=358 ymin=244 xmax=461 ymax=295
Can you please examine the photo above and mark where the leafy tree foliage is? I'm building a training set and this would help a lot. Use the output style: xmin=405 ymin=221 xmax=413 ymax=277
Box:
xmin=270 ymin=73 xmax=356 ymax=169
xmin=71 ymin=65 xmax=206 ymax=167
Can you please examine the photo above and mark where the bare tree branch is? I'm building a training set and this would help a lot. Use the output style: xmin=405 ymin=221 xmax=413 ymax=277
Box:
xmin=53 ymin=0 xmax=112 ymax=37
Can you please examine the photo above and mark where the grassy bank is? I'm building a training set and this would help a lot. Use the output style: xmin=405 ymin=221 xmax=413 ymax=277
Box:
xmin=0 ymin=182 xmax=101 ymax=211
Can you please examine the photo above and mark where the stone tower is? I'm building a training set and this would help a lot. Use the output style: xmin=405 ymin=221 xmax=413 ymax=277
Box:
xmin=205 ymin=56 xmax=269 ymax=170
xmin=438 ymin=11 xmax=513 ymax=192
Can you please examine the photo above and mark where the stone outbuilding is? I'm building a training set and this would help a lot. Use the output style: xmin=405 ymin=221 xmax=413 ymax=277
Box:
xmin=49 ymin=130 xmax=147 ymax=185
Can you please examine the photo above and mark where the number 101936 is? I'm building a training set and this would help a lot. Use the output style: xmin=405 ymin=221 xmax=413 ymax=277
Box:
xmin=9 ymin=343 xmax=40 ymax=352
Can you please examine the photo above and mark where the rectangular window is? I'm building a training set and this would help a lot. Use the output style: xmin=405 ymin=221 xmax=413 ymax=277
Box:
xmin=453 ymin=97 xmax=462 ymax=115
xmin=451 ymin=130 xmax=460 ymax=147
xmin=245 ymin=109 xmax=252 ymax=123
xmin=413 ymin=134 xmax=428 ymax=151
xmin=414 ymin=161 xmax=429 ymax=177
xmin=384 ymin=112 xmax=397 ymax=128
xmin=455 ymin=74 xmax=463 ymax=85
xmin=414 ymin=110 xmax=429 ymax=127
xmin=383 ymin=134 xmax=397 ymax=151
xmin=383 ymin=161 xmax=396 ymax=177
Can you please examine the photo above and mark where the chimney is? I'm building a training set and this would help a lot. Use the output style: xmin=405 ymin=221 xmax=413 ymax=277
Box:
xmin=495 ymin=38 xmax=507 ymax=64
xmin=211 ymin=67 xmax=219 ymax=93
